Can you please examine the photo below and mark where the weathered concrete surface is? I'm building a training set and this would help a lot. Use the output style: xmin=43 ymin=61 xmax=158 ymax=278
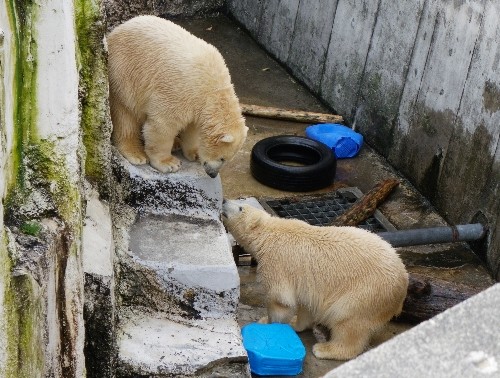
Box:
xmin=111 ymin=147 xmax=245 ymax=376
xmin=104 ymin=0 xmax=225 ymax=31
xmin=112 ymin=148 xmax=223 ymax=219
xmin=82 ymin=186 xmax=115 ymax=378
xmin=325 ymin=283 xmax=500 ymax=378
xmin=226 ymin=0 xmax=500 ymax=279
xmin=0 ymin=0 xmax=85 ymax=376
xmin=116 ymin=308 xmax=248 ymax=377
xmin=124 ymin=214 xmax=239 ymax=319
xmin=2 ymin=220 xmax=81 ymax=377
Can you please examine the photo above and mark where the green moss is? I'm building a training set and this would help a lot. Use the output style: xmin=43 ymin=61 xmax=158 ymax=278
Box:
xmin=0 ymin=232 xmax=17 ymax=378
xmin=6 ymin=0 xmax=38 ymax=192
xmin=27 ymin=141 xmax=81 ymax=227
xmin=20 ymin=221 xmax=42 ymax=236
xmin=75 ymin=0 xmax=111 ymax=196
xmin=12 ymin=274 xmax=44 ymax=376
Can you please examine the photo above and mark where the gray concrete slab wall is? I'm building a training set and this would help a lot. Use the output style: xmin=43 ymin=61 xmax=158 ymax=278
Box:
xmin=227 ymin=0 xmax=500 ymax=280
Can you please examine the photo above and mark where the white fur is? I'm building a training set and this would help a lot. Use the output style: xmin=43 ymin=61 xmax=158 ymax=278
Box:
xmin=222 ymin=200 xmax=409 ymax=360
xmin=107 ymin=15 xmax=248 ymax=177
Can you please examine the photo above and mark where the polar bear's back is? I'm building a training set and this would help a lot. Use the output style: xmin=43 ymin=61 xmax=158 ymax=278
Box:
xmin=108 ymin=15 xmax=230 ymax=113
xmin=257 ymin=218 xmax=408 ymax=315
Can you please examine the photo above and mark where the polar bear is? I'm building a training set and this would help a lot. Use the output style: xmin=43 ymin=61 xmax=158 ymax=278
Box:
xmin=221 ymin=200 xmax=409 ymax=360
xmin=107 ymin=15 xmax=248 ymax=177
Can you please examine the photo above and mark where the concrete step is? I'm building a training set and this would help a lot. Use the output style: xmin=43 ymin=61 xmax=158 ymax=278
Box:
xmin=111 ymin=147 xmax=223 ymax=219
xmin=119 ymin=213 xmax=240 ymax=320
xmin=111 ymin=149 xmax=247 ymax=376
xmin=116 ymin=307 xmax=249 ymax=377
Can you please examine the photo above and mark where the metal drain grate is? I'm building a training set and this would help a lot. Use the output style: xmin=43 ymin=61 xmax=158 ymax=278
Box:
xmin=260 ymin=188 xmax=396 ymax=233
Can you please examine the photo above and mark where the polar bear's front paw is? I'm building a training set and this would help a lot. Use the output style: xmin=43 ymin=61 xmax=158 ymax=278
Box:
xmin=150 ymin=155 xmax=182 ymax=173
xmin=258 ymin=316 xmax=269 ymax=324
xmin=182 ymin=148 xmax=199 ymax=162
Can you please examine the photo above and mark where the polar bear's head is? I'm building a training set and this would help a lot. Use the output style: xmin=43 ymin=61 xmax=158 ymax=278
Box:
xmin=199 ymin=88 xmax=248 ymax=177
xmin=200 ymin=125 xmax=247 ymax=178
xmin=200 ymin=117 xmax=248 ymax=178
xmin=221 ymin=199 xmax=269 ymax=241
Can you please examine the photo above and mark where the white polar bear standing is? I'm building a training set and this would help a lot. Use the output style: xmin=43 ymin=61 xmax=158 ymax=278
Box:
xmin=222 ymin=200 xmax=409 ymax=360
xmin=107 ymin=15 xmax=248 ymax=177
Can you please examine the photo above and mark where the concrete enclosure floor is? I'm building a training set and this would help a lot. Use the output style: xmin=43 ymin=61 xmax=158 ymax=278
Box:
xmin=177 ymin=15 xmax=495 ymax=377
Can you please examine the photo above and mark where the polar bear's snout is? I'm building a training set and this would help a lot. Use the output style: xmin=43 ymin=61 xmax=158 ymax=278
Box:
xmin=203 ymin=161 xmax=223 ymax=178
xmin=221 ymin=199 xmax=242 ymax=219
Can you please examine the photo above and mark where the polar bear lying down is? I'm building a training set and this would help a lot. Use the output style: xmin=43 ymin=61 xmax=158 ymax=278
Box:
xmin=107 ymin=16 xmax=248 ymax=177
xmin=222 ymin=200 xmax=409 ymax=360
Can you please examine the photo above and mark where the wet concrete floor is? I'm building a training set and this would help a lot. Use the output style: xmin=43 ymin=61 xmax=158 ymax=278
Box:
xmin=178 ymin=15 xmax=495 ymax=377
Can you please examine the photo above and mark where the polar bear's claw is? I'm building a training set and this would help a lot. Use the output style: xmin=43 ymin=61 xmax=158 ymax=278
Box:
xmin=313 ymin=342 xmax=356 ymax=361
xmin=120 ymin=149 xmax=149 ymax=165
xmin=150 ymin=155 xmax=182 ymax=173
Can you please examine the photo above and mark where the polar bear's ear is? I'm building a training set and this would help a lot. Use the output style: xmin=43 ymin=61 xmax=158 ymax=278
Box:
xmin=218 ymin=134 xmax=234 ymax=143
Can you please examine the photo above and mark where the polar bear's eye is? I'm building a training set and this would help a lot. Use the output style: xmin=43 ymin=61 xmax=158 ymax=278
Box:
xmin=220 ymin=158 xmax=225 ymax=162
xmin=239 ymin=206 xmax=243 ymax=212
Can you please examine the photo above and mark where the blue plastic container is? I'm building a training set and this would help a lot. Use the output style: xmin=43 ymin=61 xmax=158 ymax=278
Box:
xmin=306 ymin=123 xmax=364 ymax=159
xmin=241 ymin=323 xmax=306 ymax=376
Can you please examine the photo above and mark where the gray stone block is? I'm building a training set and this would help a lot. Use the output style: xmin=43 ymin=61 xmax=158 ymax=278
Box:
xmin=120 ymin=213 xmax=239 ymax=320
xmin=111 ymin=148 xmax=223 ymax=220
xmin=324 ymin=284 xmax=500 ymax=378
xmin=116 ymin=308 xmax=249 ymax=377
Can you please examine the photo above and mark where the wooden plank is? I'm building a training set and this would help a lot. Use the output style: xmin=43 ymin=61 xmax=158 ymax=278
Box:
xmin=436 ymin=2 xmax=500 ymax=225
xmin=329 ymin=179 xmax=400 ymax=226
xmin=355 ymin=0 xmax=426 ymax=158
xmin=389 ymin=1 xmax=484 ymax=202
xmin=401 ymin=273 xmax=485 ymax=323
xmin=287 ymin=0 xmax=339 ymax=93
xmin=240 ymin=104 xmax=343 ymax=124
xmin=320 ymin=0 xmax=380 ymax=119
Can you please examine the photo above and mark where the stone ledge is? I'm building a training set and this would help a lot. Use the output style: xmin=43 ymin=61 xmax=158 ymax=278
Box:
xmin=111 ymin=148 xmax=223 ymax=219
xmin=119 ymin=213 xmax=239 ymax=320
xmin=325 ymin=283 xmax=500 ymax=377
xmin=116 ymin=307 xmax=249 ymax=377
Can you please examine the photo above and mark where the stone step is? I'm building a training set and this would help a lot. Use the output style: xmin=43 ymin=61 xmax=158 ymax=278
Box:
xmin=119 ymin=212 xmax=239 ymax=320
xmin=116 ymin=307 xmax=249 ymax=377
xmin=112 ymin=148 xmax=223 ymax=219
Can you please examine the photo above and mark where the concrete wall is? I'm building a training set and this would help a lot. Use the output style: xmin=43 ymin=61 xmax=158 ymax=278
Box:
xmin=227 ymin=0 xmax=500 ymax=280
xmin=0 ymin=0 xmax=86 ymax=376
xmin=104 ymin=0 xmax=225 ymax=31
xmin=0 ymin=0 xmax=237 ymax=376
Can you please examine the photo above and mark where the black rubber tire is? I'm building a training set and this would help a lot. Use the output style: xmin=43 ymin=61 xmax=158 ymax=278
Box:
xmin=250 ymin=135 xmax=336 ymax=192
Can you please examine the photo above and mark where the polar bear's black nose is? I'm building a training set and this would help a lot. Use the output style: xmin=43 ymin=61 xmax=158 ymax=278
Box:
xmin=203 ymin=162 xmax=219 ymax=178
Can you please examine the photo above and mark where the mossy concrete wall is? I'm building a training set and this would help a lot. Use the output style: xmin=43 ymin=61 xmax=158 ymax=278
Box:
xmin=228 ymin=0 xmax=500 ymax=280
xmin=0 ymin=0 xmax=100 ymax=375
xmin=104 ymin=0 xmax=225 ymax=31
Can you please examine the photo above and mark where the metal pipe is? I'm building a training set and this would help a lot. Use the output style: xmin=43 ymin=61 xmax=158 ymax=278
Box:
xmin=377 ymin=223 xmax=487 ymax=247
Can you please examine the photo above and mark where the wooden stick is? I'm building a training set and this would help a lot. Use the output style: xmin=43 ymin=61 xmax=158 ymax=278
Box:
xmin=329 ymin=178 xmax=400 ymax=226
xmin=400 ymin=273 xmax=483 ymax=323
xmin=240 ymin=103 xmax=344 ymax=124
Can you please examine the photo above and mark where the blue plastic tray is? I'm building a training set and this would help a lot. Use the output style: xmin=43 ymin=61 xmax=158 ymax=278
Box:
xmin=241 ymin=323 xmax=306 ymax=376
xmin=306 ymin=123 xmax=364 ymax=158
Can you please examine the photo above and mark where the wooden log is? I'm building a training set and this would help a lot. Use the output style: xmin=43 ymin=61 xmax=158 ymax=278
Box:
xmin=399 ymin=273 xmax=484 ymax=323
xmin=329 ymin=178 xmax=400 ymax=226
xmin=240 ymin=104 xmax=344 ymax=124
